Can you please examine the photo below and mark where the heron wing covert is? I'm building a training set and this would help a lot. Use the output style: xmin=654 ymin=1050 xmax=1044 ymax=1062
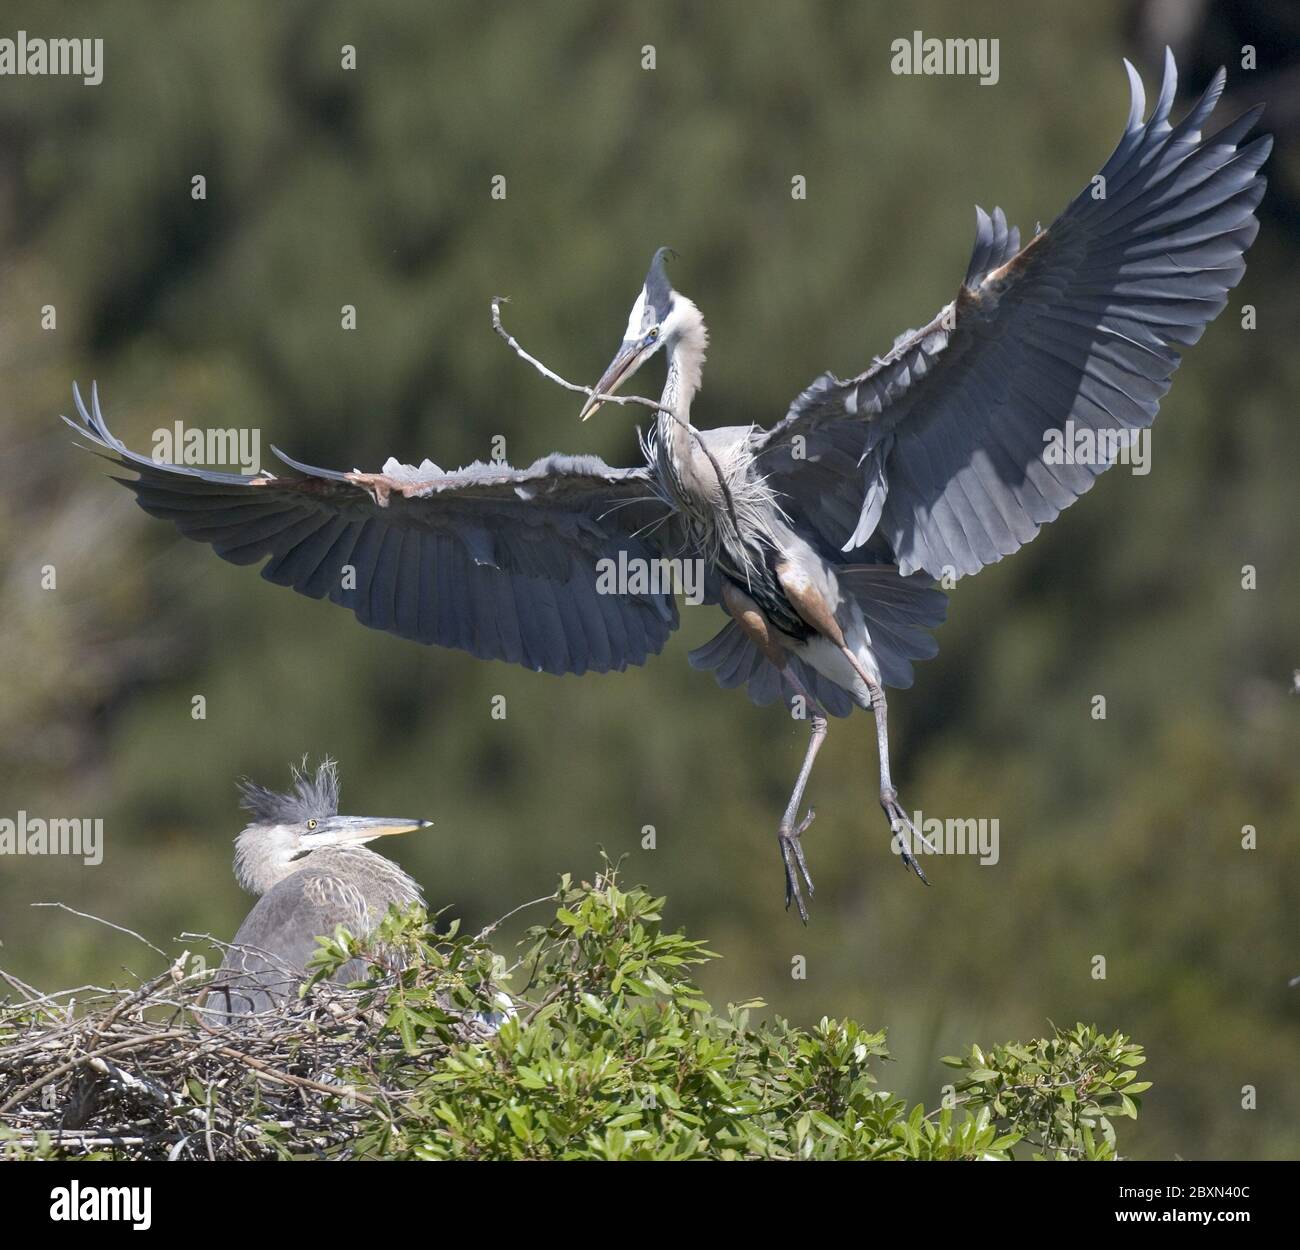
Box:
xmin=66 ymin=384 xmax=679 ymax=675
xmin=755 ymin=51 xmax=1270 ymax=578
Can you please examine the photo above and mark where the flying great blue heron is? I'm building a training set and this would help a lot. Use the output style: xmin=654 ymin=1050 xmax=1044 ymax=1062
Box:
xmin=67 ymin=53 xmax=1268 ymax=920
xmin=211 ymin=760 xmax=432 ymax=1015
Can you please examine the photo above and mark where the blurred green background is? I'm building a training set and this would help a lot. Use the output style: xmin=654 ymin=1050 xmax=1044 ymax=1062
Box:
xmin=1 ymin=0 xmax=1296 ymax=1159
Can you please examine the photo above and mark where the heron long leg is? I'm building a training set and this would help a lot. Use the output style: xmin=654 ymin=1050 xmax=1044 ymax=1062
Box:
xmin=836 ymin=645 xmax=931 ymax=884
xmin=777 ymin=668 xmax=828 ymax=923
xmin=717 ymin=581 xmax=832 ymax=919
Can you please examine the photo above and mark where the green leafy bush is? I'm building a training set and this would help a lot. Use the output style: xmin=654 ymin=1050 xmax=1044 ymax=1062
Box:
xmin=328 ymin=862 xmax=1150 ymax=1160
xmin=1 ymin=862 xmax=1148 ymax=1160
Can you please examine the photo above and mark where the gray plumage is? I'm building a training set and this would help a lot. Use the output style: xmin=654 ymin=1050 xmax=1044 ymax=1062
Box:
xmin=211 ymin=760 xmax=432 ymax=1016
xmin=67 ymin=53 xmax=1268 ymax=920
xmin=756 ymin=50 xmax=1270 ymax=580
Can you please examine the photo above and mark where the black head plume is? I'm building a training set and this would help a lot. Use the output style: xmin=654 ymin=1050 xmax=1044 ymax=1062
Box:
xmin=644 ymin=247 xmax=678 ymax=322
xmin=237 ymin=758 xmax=341 ymax=826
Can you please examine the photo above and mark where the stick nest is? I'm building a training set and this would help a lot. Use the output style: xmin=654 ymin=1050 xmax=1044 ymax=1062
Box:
xmin=0 ymin=912 xmax=508 ymax=1160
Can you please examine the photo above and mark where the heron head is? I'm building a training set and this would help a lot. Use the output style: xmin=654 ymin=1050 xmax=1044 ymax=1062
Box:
xmin=293 ymin=813 xmax=434 ymax=853
xmin=234 ymin=760 xmax=433 ymax=893
xmin=580 ymin=246 xmax=698 ymax=420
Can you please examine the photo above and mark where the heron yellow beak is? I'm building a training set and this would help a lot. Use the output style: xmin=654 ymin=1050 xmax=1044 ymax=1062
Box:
xmin=328 ymin=817 xmax=434 ymax=846
xmin=364 ymin=818 xmax=434 ymax=840
xmin=579 ymin=341 xmax=648 ymax=421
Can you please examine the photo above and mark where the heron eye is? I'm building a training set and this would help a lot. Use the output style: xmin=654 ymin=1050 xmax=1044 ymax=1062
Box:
xmin=646 ymin=327 xmax=659 ymax=341
xmin=306 ymin=819 xmax=318 ymax=830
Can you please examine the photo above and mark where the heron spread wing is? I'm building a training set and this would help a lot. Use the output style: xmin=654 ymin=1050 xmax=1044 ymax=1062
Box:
xmin=66 ymin=384 xmax=679 ymax=675
xmin=755 ymin=50 xmax=1270 ymax=578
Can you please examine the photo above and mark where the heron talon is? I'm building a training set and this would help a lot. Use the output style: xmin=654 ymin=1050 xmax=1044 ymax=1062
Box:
xmin=778 ymin=809 xmax=816 ymax=923
xmin=880 ymin=792 xmax=931 ymax=886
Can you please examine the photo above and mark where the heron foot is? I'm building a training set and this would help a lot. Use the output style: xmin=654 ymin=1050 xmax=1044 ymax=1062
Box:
xmin=880 ymin=789 xmax=930 ymax=885
xmin=779 ymin=807 xmax=816 ymax=923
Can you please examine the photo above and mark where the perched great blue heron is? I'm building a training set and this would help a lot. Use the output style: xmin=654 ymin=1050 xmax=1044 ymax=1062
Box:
xmin=67 ymin=54 xmax=1268 ymax=920
xmin=211 ymin=760 xmax=433 ymax=1015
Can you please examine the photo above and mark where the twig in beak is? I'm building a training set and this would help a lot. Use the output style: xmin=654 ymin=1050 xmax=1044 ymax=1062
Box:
xmin=490 ymin=297 xmax=672 ymax=418
xmin=490 ymin=297 xmax=743 ymax=540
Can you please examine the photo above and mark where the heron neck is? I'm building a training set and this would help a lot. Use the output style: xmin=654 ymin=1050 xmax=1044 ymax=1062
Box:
xmin=233 ymin=831 xmax=423 ymax=906
xmin=656 ymin=332 xmax=705 ymax=475
xmin=235 ymin=825 xmax=301 ymax=895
